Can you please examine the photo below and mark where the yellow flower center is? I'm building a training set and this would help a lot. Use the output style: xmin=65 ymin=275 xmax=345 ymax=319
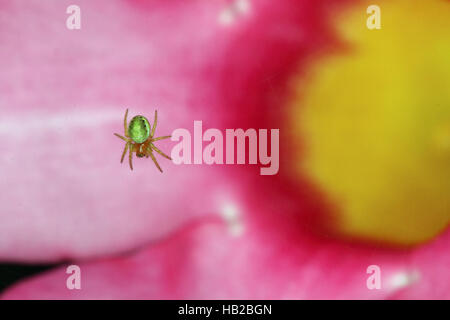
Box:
xmin=290 ymin=0 xmax=450 ymax=245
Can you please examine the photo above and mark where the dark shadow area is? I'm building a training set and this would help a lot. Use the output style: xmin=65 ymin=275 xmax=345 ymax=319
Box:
xmin=0 ymin=263 xmax=55 ymax=294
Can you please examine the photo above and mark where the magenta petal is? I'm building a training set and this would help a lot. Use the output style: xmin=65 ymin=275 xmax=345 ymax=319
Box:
xmin=3 ymin=173 xmax=449 ymax=298
xmin=0 ymin=0 xmax=244 ymax=262
xmin=0 ymin=0 xmax=341 ymax=262
xmin=5 ymin=208 xmax=446 ymax=299
xmin=391 ymin=230 xmax=450 ymax=300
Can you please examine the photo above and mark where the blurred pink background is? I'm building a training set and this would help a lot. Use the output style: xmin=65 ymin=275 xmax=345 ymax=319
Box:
xmin=0 ymin=0 xmax=449 ymax=299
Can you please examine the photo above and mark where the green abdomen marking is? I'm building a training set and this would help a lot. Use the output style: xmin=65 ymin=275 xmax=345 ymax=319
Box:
xmin=129 ymin=115 xmax=151 ymax=143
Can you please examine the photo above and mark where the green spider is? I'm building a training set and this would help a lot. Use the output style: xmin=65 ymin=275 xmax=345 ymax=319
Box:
xmin=114 ymin=109 xmax=172 ymax=172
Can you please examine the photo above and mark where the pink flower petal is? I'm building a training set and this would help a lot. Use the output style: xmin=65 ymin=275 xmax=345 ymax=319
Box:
xmin=0 ymin=0 xmax=239 ymax=262
xmin=0 ymin=0 xmax=339 ymax=262
xmin=5 ymin=199 xmax=447 ymax=299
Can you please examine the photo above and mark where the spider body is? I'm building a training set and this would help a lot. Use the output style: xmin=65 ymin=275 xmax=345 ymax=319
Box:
xmin=114 ymin=109 xmax=171 ymax=172
xmin=128 ymin=115 xmax=151 ymax=143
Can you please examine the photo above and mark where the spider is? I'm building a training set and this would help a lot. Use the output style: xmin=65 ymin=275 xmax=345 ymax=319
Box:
xmin=114 ymin=109 xmax=172 ymax=172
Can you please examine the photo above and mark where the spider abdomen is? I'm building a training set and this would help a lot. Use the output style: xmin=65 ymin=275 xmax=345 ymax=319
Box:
xmin=128 ymin=115 xmax=151 ymax=143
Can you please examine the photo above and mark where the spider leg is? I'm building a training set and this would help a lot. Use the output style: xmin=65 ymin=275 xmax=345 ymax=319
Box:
xmin=151 ymin=143 xmax=172 ymax=160
xmin=114 ymin=133 xmax=129 ymax=142
xmin=120 ymin=142 xmax=129 ymax=163
xmin=152 ymin=135 xmax=171 ymax=142
xmin=148 ymin=149 xmax=163 ymax=173
xmin=124 ymin=108 xmax=129 ymax=137
xmin=128 ymin=143 xmax=134 ymax=170
xmin=151 ymin=110 xmax=157 ymax=138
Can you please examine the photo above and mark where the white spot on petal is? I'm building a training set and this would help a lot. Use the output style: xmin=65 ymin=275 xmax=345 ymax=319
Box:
xmin=219 ymin=8 xmax=235 ymax=26
xmin=218 ymin=0 xmax=251 ymax=27
xmin=388 ymin=270 xmax=420 ymax=291
xmin=235 ymin=0 xmax=250 ymax=14
xmin=221 ymin=202 xmax=244 ymax=237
